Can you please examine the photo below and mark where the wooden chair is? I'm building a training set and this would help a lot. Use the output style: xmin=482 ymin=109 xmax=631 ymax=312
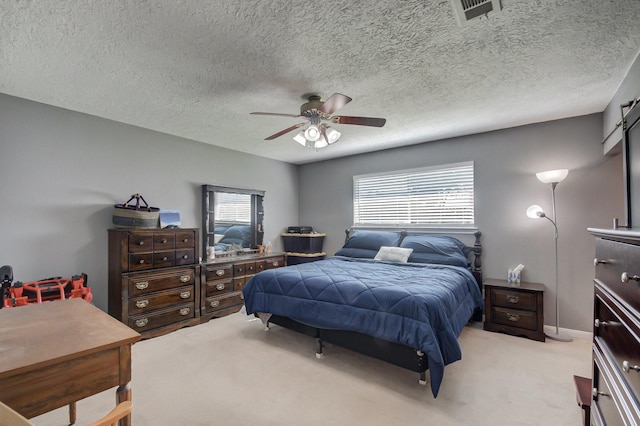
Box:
xmin=0 ymin=400 xmax=133 ymax=426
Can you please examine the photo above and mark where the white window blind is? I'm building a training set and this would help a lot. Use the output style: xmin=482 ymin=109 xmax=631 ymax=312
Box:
xmin=353 ymin=162 xmax=474 ymax=227
xmin=214 ymin=192 xmax=251 ymax=223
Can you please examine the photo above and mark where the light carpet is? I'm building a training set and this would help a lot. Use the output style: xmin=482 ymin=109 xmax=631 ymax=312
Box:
xmin=32 ymin=312 xmax=591 ymax=425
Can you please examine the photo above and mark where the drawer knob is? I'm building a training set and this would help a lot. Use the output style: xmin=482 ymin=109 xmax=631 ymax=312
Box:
xmin=183 ymin=238 xmax=189 ymax=243
xmin=622 ymin=360 xmax=640 ymax=373
xmin=135 ymin=281 xmax=149 ymax=290
xmin=180 ymin=275 xmax=190 ymax=283
xmin=180 ymin=291 xmax=191 ymax=299
xmin=593 ymin=258 xmax=608 ymax=266
xmin=216 ymin=269 xmax=225 ymax=277
xmin=594 ymin=319 xmax=609 ymax=328
xmin=135 ymin=318 xmax=148 ymax=328
xmin=138 ymin=241 xmax=145 ymax=246
xmin=139 ymin=259 xmax=145 ymax=264
xmin=273 ymin=261 xmax=279 ymax=267
xmin=592 ymin=388 xmax=610 ymax=398
xmin=506 ymin=295 xmax=519 ymax=304
xmin=216 ymin=283 xmax=225 ymax=291
xmin=135 ymin=300 xmax=149 ymax=309
xmin=162 ymin=256 xmax=168 ymax=261
xmin=210 ymin=300 xmax=220 ymax=307
xmin=620 ymin=272 xmax=640 ymax=283
xmin=161 ymin=239 xmax=167 ymax=244
xmin=182 ymin=254 xmax=188 ymax=259
xmin=506 ymin=313 xmax=520 ymax=322
xmin=179 ymin=307 xmax=190 ymax=316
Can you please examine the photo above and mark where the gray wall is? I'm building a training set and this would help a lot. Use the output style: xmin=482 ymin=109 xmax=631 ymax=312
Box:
xmin=298 ymin=114 xmax=622 ymax=332
xmin=0 ymin=94 xmax=299 ymax=311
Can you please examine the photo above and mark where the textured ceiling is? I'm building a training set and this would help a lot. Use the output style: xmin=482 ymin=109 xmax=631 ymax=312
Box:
xmin=1 ymin=1 xmax=640 ymax=164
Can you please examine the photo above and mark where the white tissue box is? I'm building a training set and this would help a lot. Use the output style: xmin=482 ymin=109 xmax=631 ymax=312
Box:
xmin=507 ymin=269 xmax=521 ymax=286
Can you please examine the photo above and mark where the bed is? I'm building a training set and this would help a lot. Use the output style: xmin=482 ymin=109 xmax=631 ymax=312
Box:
xmin=242 ymin=229 xmax=483 ymax=397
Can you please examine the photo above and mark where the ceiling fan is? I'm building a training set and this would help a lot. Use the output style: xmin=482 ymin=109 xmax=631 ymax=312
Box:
xmin=250 ymin=93 xmax=386 ymax=149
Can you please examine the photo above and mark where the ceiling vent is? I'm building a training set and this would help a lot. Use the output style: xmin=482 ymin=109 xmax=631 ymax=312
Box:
xmin=451 ymin=0 xmax=502 ymax=25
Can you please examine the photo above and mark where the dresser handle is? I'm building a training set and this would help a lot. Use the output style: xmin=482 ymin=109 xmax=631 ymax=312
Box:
xmin=506 ymin=295 xmax=519 ymax=304
xmin=161 ymin=238 xmax=167 ymax=244
xmin=506 ymin=313 xmax=520 ymax=322
xmin=180 ymin=275 xmax=190 ymax=282
xmin=182 ymin=254 xmax=188 ymax=259
xmin=138 ymin=259 xmax=145 ymax=264
xmin=622 ymin=360 xmax=640 ymax=373
xmin=183 ymin=238 xmax=189 ymax=243
xmin=138 ymin=241 xmax=145 ymax=246
xmin=135 ymin=318 xmax=148 ymax=328
xmin=216 ymin=270 xmax=225 ymax=277
xmin=135 ymin=281 xmax=149 ymax=290
xmin=594 ymin=319 xmax=609 ymax=328
xmin=179 ymin=307 xmax=190 ymax=316
xmin=135 ymin=300 xmax=149 ymax=308
xmin=216 ymin=283 xmax=225 ymax=291
xmin=162 ymin=256 xmax=168 ymax=261
xmin=273 ymin=261 xmax=279 ymax=267
xmin=620 ymin=272 xmax=640 ymax=283
xmin=210 ymin=300 xmax=220 ymax=307
xmin=180 ymin=291 xmax=190 ymax=299
xmin=593 ymin=258 xmax=608 ymax=266
xmin=592 ymin=388 xmax=610 ymax=398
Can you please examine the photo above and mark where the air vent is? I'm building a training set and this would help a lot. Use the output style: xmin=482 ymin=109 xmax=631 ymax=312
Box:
xmin=450 ymin=0 xmax=502 ymax=25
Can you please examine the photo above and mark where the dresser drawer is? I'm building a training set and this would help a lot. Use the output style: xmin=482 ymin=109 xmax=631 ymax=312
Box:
xmin=128 ymin=234 xmax=153 ymax=252
xmin=491 ymin=307 xmax=539 ymax=331
xmin=153 ymin=232 xmax=175 ymax=250
xmin=205 ymin=277 xmax=233 ymax=296
xmin=489 ymin=288 xmax=537 ymax=311
xmin=129 ymin=285 xmax=194 ymax=316
xmin=175 ymin=230 xmax=196 ymax=249
xmin=266 ymin=257 xmax=284 ymax=269
xmin=205 ymin=292 xmax=243 ymax=312
xmin=128 ymin=303 xmax=195 ymax=332
xmin=175 ymin=248 xmax=195 ymax=265
xmin=595 ymin=238 xmax=640 ymax=314
xmin=204 ymin=264 xmax=233 ymax=281
xmin=129 ymin=253 xmax=154 ymax=271
xmin=234 ymin=277 xmax=248 ymax=293
xmin=153 ymin=251 xmax=175 ymax=269
xmin=594 ymin=286 xmax=640 ymax=400
xmin=126 ymin=268 xmax=195 ymax=297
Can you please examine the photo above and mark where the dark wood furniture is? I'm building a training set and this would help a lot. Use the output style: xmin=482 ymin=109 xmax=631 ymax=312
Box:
xmin=108 ymin=228 xmax=200 ymax=339
xmin=588 ymin=228 xmax=640 ymax=425
xmin=483 ymin=279 xmax=545 ymax=342
xmin=0 ymin=299 xmax=140 ymax=425
xmin=282 ymin=232 xmax=326 ymax=265
xmin=200 ymin=253 xmax=285 ymax=321
xmin=574 ymin=375 xmax=591 ymax=426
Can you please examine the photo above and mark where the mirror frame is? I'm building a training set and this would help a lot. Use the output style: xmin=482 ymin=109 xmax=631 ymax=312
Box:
xmin=201 ymin=185 xmax=265 ymax=256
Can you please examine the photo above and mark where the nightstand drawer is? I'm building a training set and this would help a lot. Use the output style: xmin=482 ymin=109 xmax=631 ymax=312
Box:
xmin=492 ymin=307 xmax=539 ymax=331
xmin=490 ymin=288 xmax=537 ymax=311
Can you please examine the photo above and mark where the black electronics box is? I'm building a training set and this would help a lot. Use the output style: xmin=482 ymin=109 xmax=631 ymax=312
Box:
xmin=287 ymin=226 xmax=313 ymax=234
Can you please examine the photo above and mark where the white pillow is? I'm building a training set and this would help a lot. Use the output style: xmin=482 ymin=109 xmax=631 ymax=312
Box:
xmin=374 ymin=246 xmax=413 ymax=263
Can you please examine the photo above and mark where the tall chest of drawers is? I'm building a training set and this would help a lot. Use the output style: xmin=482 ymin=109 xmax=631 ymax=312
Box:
xmin=200 ymin=253 xmax=285 ymax=321
xmin=588 ymin=228 xmax=640 ymax=425
xmin=108 ymin=228 xmax=200 ymax=339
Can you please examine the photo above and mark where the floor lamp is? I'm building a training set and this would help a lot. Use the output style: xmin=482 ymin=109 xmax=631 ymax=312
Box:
xmin=526 ymin=169 xmax=573 ymax=342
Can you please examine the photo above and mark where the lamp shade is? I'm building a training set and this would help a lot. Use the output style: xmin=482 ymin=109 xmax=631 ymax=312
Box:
xmin=325 ymin=127 xmax=341 ymax=144
xmin=293 ymin=131 xmax=306 ymax=146
xmin=304 ymin=125 xmax=321 ymax=142
xmin=526 ymin=204 xmax=544 ymax=219
xmin=536 ymin=169 xmax=569 ymax=184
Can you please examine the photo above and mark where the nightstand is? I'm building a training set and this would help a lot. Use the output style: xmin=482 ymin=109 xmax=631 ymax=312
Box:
xmin=483 ymin=278 xmax=545 ymax=342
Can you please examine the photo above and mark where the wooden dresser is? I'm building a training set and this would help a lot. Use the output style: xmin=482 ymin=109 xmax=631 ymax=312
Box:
xmin=200 ymin=253 xmax=285 ymax=321
xmin=483 ymin=278 xmax=545 ymax=342
xmin=108 ymin=228 xmax=200 ymax=339
xmin=588 ymin=228 xmax=640 ymax=425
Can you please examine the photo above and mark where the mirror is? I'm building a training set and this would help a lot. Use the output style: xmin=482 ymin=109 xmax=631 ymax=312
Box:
xmin=201 ymin=185 xmax=264 ymax=256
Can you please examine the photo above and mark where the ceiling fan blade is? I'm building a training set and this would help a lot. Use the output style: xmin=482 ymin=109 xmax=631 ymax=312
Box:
xmin=318 ymin=93 xmax=352 ymax=115
xmin=264 ymin=123 xmax=306 ymax=140
xmin=332 ymin=115 xmax=386 ymax=127
xmin=251 ymin=112 xmax=302 ymax=118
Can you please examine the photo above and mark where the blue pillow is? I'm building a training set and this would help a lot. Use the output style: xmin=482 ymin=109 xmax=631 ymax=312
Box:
xmin=335 ymin=230 xmax=403 ymax=259
xmin=399 ymin=235 xmax=471 ymax=267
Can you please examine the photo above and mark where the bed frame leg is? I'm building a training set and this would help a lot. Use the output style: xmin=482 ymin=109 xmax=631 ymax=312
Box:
xmin=419 ymin=371 xmax=427 ymax=386
xmin=316 ymin=338 xmax=324 ymax=359
xmin=264 ymin=322 xmax=270 ymax=331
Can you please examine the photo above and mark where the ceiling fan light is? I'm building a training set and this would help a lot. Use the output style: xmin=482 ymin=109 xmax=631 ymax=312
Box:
xmin=293 ymin=131 xmax=306 ymax=146
xmin=304 ymin=125 xmax=321 ymax=142
xmin=313 ymin=138 xmax=329 ymax=149
xmin=325 ymin=127 xmax=341 ymax=144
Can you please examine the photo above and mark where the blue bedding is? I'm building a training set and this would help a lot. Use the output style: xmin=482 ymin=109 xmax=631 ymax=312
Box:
xmin=243 ymin=256 xmax=483 ymax=397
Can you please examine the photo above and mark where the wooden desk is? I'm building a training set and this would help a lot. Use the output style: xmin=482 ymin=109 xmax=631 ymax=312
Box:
xmin=0 ymin=299 xmax=141 ymax=425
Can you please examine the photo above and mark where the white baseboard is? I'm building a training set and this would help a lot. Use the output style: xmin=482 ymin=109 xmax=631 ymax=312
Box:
xmin=544 ymin=325 xmax=592 ymax=340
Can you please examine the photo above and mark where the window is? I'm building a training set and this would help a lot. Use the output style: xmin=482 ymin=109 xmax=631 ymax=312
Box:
xmin=353 ymin=161 xmax=474 ymax=227
xmin=214 ymin=192 xmax=252 ymax=224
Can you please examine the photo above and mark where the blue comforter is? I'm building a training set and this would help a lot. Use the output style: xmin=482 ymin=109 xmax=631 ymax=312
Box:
xmin=243 ymin=256 xmax=483 ymax=397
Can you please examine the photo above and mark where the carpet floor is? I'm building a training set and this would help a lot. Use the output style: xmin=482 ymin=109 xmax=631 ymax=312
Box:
xmin=32 ymin=312 xmax=591 ymax=425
